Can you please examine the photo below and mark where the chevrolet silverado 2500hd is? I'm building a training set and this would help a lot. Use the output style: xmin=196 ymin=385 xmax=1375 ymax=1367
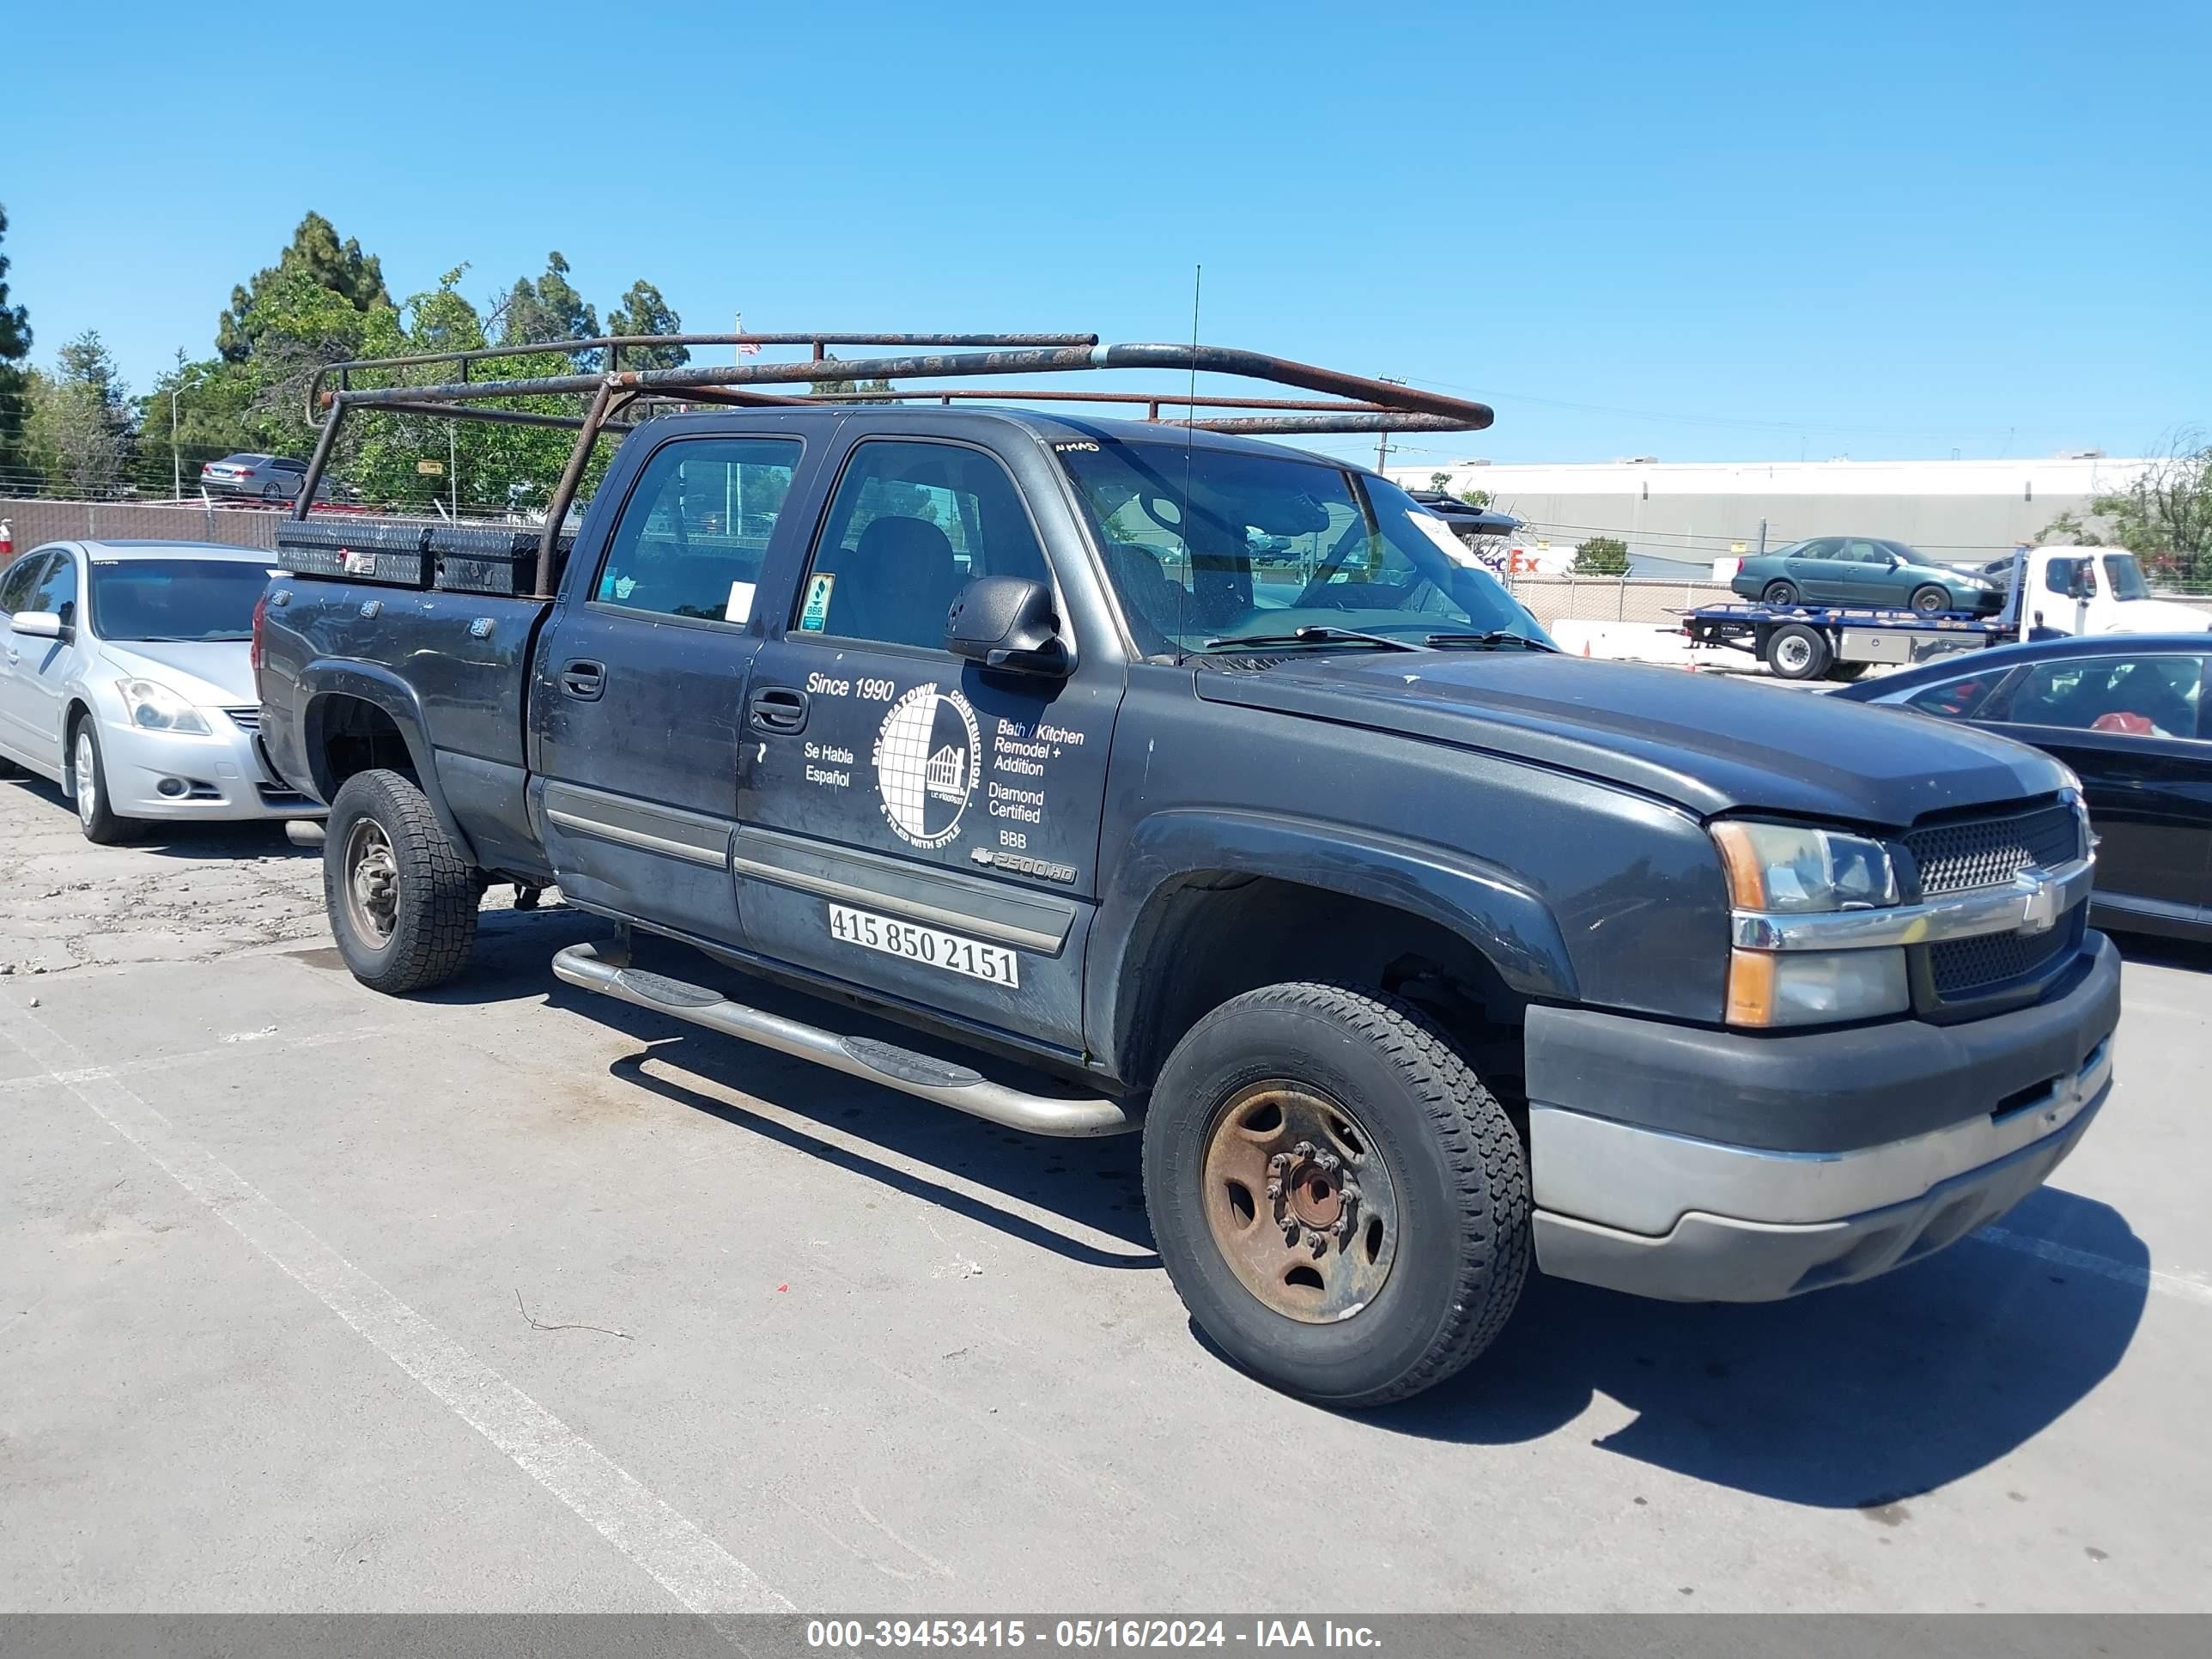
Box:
xmin=254 ymin=335 xmax=2119 ymax=1406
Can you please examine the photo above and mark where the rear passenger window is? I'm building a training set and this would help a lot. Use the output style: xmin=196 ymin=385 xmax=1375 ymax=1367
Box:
xmin=799 ymin=441 xmax=1048 ymax=651
xmin=594 ymin=437 xmax=802 ymax=623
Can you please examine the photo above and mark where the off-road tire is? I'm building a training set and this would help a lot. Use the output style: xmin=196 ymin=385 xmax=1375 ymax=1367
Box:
xmin=1142 ymin=981 xmax=1529 ymax=1408
xmin=1910 ymin=584 xmax=1950 ymax=616
xmin=1760 ymin=580 xmax=1799 ymax=606
xmin=1764 ymin=621 xmax=1831 ymax=680
xmin=70 ymin=719 xmax=141 ymax=845
xmin=324 ymin=768 xmax=479 ymax=994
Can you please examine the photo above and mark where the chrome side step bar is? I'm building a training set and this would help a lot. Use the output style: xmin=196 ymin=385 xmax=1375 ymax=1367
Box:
xmin=551 ymin=939 xmax=1138 ymax=1139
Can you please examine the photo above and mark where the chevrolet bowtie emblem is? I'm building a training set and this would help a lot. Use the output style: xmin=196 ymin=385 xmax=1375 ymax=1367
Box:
xmin=2018 ymin=871 xmax=2059 ymax=935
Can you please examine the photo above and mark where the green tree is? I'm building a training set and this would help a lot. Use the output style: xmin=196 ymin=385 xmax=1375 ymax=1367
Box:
xmin=2085 ymin=435 xmax=2212 ymax=586
xmin=604 ymin=280 xmax=690 ymax=371
xmin=218 ymin=212 xmax=391 ymax=363
xmin=348 ymin=267 xmax=604 ymax=514
xmin=0 ymin=204 xmax=30 ymax=490
xmin=809 ymin=360 xmax=896 ymax=402
xmin=1428 ymin=471 xmax=1453 ymax=493
xmin=1456 ymin=487 xmax=1492 ymax=510
xmin=495 ymin=252 xmax=599 ymax=364
xmin=24 ymin=331 xmax=135 ymax=495
xmin=2036 ymin=510 xmax=2102 ymax=548
xmin=1570 ymin=535 xmax=1630 ymax=576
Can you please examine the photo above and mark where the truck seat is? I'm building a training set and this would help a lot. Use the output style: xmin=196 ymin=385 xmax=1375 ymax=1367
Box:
xmin=826 ymin=516 xmax=961 ymax=647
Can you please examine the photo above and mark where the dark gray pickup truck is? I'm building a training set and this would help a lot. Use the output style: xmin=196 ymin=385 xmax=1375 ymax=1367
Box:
xmin=255 ymin=335 xmax=2119 ymax=1407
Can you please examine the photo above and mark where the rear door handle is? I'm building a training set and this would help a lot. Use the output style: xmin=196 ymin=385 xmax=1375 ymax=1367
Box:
xmin=561 ymin=659 xmax=606 ymax=701
xmin=749 ymin=686 xmax=809 ymax=734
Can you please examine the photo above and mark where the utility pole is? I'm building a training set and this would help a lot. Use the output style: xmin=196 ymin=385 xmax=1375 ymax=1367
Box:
xmin=171 ymin=388 xmax=181 ymax=500
xmin=1376 ymin=376 xmax=1407 ymax=473
xmin=450 ymin=427 xmax=459 ymax=520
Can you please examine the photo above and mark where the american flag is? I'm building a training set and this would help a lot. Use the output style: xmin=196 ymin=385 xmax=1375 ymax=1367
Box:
xmin=734 ymin=313 xmax=762 ymax=357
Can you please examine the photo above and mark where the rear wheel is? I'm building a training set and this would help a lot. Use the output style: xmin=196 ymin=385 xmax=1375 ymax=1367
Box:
xmin=1910 ymin=585 xmax=1951 ymax=616
xmin=324 ymin=768 xmax=479 ymax=994
xmin=1142 ymin=981 xmax=1529 ymax=1408
xmin=1826 ymin=660 xmax=1871 ymax=682
xmin=1760 ymin=580 xmax=1799 ymax=606
xmin=1764 ymin=622 xmax=1831 ymax=681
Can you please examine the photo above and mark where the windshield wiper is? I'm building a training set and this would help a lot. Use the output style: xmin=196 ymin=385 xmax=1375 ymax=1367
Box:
xmin=1200 ymin=625 xmax=1424 ymax=654
xmin=1422 ymin=630 xmax=1557 ymax=653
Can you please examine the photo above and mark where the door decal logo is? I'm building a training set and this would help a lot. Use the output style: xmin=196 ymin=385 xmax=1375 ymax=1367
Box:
xmin=872 ymin=684 xmax=982 ymax=849
xmin=798 ymin=572 xmax=836 ymax=632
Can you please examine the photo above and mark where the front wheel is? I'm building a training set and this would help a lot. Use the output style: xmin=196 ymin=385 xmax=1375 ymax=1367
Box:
xmin=324 ymin=768 xmax=480 ymax=994
xmin=1910 ymin=585 xmax=1951 ymax=616
xmin=71 ymin=722 xmax=141 ymax=844
xmin=1142 ymin=982 xmax=1529 ymax=1408
xmin=1760 ymin=580 xmax=1798 ymax=606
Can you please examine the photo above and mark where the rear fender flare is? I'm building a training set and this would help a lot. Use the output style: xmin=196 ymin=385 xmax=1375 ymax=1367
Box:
xmin=299 ymin=661 xmax=477 ymax=861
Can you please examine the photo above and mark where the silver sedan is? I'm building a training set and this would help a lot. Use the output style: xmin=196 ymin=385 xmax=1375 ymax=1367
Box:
xmin=0 ymin=540 xmax=320 ymax=842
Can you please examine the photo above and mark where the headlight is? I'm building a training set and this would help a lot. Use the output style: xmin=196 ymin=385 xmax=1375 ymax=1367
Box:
xmin=1712 ymin=820 xmax=1907 ymax=1026
xmin=117 ymin=678 xmax=210 ymax=734
xmin=1711 ymin=821 xmax=1898 ymax=913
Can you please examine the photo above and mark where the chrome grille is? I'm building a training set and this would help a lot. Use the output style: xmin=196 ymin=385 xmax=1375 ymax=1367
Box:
xmin=1905 ymin=802 xmax=2079 ymax=897
xmin=224 ymin=706 xmax=260 ymax=732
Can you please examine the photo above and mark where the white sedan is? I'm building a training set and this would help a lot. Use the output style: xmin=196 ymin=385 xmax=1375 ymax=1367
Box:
xmin=0 ymin=539 xmax=320 ymax=842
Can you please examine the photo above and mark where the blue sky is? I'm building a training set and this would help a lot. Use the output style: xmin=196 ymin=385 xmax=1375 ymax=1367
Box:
xmin=6 ymin=0 xmax=2207 ymax=466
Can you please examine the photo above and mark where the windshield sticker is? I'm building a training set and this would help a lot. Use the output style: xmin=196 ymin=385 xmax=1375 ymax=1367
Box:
xmin=872 ymin=684 xmax=981 ymax=850
xmin=1409 ymin=513 xmax=1480 ymax=567
xmin=798 ymin=572 xmax=836 ymax=632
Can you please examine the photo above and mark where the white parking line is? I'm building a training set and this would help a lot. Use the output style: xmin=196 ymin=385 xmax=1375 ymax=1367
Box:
xmin=0 ymin=996 xmax=790 ymax=1617
xmin=1974 ymin=1224 xmax=2212 ymax=1307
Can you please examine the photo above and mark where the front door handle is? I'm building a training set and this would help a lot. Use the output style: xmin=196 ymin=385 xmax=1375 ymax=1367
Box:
xmin=561 ymin=659 xmax=606 ymax=701
xmin=749 ymin=686 xmax=809 ymax=734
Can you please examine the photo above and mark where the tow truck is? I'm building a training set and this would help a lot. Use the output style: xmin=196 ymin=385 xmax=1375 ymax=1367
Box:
xmin=1682 ymin=544 xmax=2210 ymax=681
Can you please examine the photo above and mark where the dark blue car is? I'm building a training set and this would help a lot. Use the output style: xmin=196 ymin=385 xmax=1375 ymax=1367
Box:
xmin=1834 ymin=632 xmax=2212 ymax=940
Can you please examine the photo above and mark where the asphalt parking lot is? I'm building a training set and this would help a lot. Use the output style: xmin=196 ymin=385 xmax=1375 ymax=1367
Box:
xmin=4 ymin=769 xmax=2209 ymax=1615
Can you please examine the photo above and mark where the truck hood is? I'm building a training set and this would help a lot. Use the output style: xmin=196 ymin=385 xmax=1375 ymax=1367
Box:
xmin=2094 ymin=599 xmax=2212 ymax=635
xmin=96 ymin=639 xmax=255 ymax=708
xmin=1194 ymin=652 xmax=2069 ymax=826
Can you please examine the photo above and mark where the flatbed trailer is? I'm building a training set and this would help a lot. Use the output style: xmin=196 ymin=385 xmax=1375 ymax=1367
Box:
xmin=1681 ymin=599 xmax=2021 ymax=681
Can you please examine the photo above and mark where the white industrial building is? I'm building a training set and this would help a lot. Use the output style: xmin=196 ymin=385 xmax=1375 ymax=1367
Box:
xmin=1389 ymin=454 xmax=2148 ymax=577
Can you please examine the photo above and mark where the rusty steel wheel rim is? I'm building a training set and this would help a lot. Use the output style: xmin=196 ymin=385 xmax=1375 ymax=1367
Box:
xmin=1200 ymin=1081 xmax=1399 ymax=1324
xmin=343 ymin=818 xmax=400 ymax=947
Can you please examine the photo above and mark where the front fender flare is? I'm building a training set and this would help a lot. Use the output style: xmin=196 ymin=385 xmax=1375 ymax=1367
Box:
xmin=1085 ymin=808 xmax=1577 ymax=1075
xmin=298 ymin=660 xmax=477 ymax=861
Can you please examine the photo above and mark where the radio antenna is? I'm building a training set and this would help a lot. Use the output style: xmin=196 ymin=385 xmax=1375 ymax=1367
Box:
xmin=1176 ymin=263 xmax=1201 ymax=663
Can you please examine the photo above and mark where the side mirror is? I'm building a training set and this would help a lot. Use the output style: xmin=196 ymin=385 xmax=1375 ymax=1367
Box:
xmin=9 ymin=610 xmax=62 ymax=641
xmin=2067 ymin=568 xmax=2098 ymax=601
xmin=945 ymin=575 xmax=1070 ymax=677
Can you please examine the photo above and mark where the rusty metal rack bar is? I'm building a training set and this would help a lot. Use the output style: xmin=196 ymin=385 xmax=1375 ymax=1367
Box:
xmin=293 ymin=332 xmax=1496 ymax=599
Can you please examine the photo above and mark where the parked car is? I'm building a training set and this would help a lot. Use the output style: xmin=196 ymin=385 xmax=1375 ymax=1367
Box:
xmin=255 ymin=335 xmax=2120 ymax=1408
xmin=1730 ymin=537 xmax=2004 ymax=616
xmin=1833 ymin=632 xmax=2209 ymax=941
xmin=200 ymin=453 xmax=322 ymax=501
xmin=0 ymin=540 xmax=320 ymax=842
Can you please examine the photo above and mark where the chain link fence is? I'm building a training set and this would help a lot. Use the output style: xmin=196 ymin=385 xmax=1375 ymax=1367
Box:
xmin=1 ymin=498 xmax=284 ymax=562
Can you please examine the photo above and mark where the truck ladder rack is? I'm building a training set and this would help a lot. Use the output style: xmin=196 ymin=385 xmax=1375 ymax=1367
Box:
xmin=292 ymin=329 xmax=1498 ymax=598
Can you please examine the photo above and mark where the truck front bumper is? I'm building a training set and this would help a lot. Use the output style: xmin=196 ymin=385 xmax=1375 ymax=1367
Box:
xmin=1522 ymin=933 xmax=2120 ymax=1302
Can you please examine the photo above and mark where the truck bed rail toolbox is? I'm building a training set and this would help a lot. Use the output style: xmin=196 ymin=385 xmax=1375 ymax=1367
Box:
xmin=254 ymin=329 xmax=2122 ymax=1407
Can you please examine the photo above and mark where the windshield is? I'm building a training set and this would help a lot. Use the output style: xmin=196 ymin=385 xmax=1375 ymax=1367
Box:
xmin=1054 ymin=438 xmax=1553 ymax=657
xmin=2102 ymin=553 xmax=2150 ymax=602
xmin=88 ymin=559 xmax=273 ymax=642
